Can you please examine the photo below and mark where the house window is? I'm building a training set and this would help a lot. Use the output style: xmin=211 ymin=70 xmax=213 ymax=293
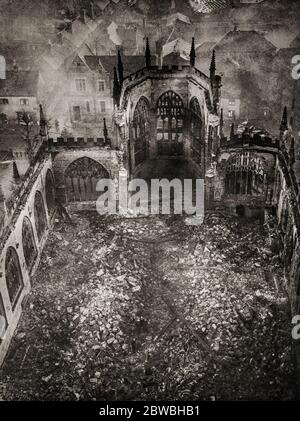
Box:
xmin=20 ymin=98 xmax=29 ymax=106
xmin=98 ymin=80 xmax=105 ymax=92
xmin=0 ymin=113 xmax=8 ymax=124
xmin=228 ymin=110 xmax=235 ymax=119
xmin=86 ymin=101 xmax=91 ymax=113
xmin=75 ymin=78 xmax=86 ymax=92
xmin=0 ymin=98 xmax=9 ymax=105
xmin=99 ymin=101 xmax=106 ymax=113
xmin=17 ymin=111 xmax=33 ymax=126
xmin=73 ymin=106 xmax=81 ymax=121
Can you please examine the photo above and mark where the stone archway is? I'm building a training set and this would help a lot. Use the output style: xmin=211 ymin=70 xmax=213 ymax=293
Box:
xmin=156 ymin=91 xmax=184 ymax=156
xmin=45 ymin=169 xmax=56 ymax=217
xmin=225 ymin=152 xmax=266 ymax=196
xmin=190 ymin=97 xmax=205 ymax=167
xmin=34 ymin=191 xmax=47 ymax=242
xmin=64 ymin=157 xmax=109 ymax=203
xmin=22 ymin=216 xmax=38 ymax=272
xmin=132 ymin=96 xmax=150 ymax=168
xmin=5 ymin=247 xmax=24 ymax=310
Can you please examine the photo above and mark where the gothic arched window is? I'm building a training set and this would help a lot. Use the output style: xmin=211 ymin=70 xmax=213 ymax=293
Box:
xmin=157 ymin=91 xmax=184 ymax=156
xmin=0 ymin=294 xmax=7 ymax=338
xmin=45 ymin=169 xmax=56 ymax=216
xmin=132 ymin=97 xmax=149 ymax=167
xmin=225 ymin=152 xmax=266 ymax=196
xmin=5 ymin=247 xmax=24 ymax=310
xmin=34 ymin=191 xmax=47 ymax=241
xmin=22 ymin=216 xmax=37 ymax=271
xmin=190 ymin=97 xmax=204 ymax=163
xmin=65 ymin=157 xmax=109 ymax=203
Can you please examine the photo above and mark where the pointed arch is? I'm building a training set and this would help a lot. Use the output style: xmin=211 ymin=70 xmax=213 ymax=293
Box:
xmin=5 ymin=247 xmax=24 ymax=310
xmin=156 ymin=91 xmax=184 ymax=156
xmin=34 ymin=191 xmax=47 ymax=241
xmin=22 ymin=216 xmax=37 ymax=271
xmin=45 ymin=169 xmax=56 ymax=216
xmin=132 ymin=96 xmax=150 ymax=167
xmin=64 ymin=157 xmax=109 ymax=203
xmin=190 ymin=97 xmax=204 ymax=164
xmin=225 ymin=152 xmax=266 ymax=196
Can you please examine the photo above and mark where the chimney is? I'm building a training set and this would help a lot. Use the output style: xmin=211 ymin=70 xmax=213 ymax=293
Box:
xmin=90 ymin=1 xmax=95 ymax=19
xmin=80 ymin=9 xmax=87 ymax=24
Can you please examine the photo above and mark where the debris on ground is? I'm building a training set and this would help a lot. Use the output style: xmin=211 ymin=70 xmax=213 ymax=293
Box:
xmin=0 ymin=212 xmax=295 ymax=400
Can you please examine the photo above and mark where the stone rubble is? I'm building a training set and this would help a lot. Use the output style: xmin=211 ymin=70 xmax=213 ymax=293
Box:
xmin=0 ymin=211 xmax=294 ymax=400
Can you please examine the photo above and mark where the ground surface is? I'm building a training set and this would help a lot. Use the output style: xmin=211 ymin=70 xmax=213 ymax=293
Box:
xmin=0 ymin=211 xmax=296 ymax=400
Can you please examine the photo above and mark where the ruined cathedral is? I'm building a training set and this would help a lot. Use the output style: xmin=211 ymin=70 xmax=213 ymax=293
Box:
xmin=0 ymin=34 xmax=299 ymax=399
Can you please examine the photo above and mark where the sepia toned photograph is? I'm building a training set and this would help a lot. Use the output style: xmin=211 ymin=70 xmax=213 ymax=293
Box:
xmin=0 ymin=0 xmax=299 ymax=405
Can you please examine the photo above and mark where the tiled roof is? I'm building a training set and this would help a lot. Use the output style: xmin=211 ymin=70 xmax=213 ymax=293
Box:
xmin=196 ymin=41 xmax=216 ymax=55
xmin=0 ymin=150 xmax=13 ymax=161
xmin=214 ymin=30 xmax=276 ymax=53
xmin=0 ymin=71 xmax=39 ymax=97
xmin=189 ymin=0 xmax=231 ymax=14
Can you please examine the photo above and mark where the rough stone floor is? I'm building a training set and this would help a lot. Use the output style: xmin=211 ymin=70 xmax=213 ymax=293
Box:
xmin=0 ymin=212 xmax=296 ymax=400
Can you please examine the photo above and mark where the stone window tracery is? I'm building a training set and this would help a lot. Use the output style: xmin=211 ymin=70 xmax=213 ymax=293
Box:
xmin=34 ymin=191 xmax=47 ymax=241
xmin=225 ymin=152 xmax=266 ymax=196
xmin=5 ymin=247 xmax=24 ymax=310
xmin=22 ymin=217 xmax=37 ymax=271
xmin=65 ymin=157 xmax=109 ymax=202
xmin=190 ymin=97 xmax=204 ymax=163
xmin=157 ymin=91 xmax=184 ymax=155
xmin=45 ymin=170 xmax=56 ymax=216
xmin=132 ymin=97 xmax=149 ymax=166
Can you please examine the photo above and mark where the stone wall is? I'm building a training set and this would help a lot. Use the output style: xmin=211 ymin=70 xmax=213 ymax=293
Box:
xmin=0 ymin=157 xmax=53 ymax=367
xmin=51 ymin=147 xmax=123 ymax=206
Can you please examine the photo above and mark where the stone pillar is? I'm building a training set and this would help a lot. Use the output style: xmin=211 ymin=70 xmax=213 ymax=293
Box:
xmin=148 ymin=108 xmax=157 ymax=159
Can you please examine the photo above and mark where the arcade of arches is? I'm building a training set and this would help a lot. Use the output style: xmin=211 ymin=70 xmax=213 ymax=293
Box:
xmin=130 ymin=91 xmax=207 ymax=180
xmin=64 ymin=157 xmax=110 ymax=203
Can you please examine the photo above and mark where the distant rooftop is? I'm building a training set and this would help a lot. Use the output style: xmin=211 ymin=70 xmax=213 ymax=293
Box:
xmin=214 ymin=29 xmax=277 ymax=53
xmin=84 ymin=54 xmax=146 ymax=78
xmin=0 ymin=71 xmax=39 ymax=97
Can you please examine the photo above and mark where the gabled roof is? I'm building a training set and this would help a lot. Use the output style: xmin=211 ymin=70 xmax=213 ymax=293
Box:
xmin=195 ymin=41 xmax=216 ymax=55
xmin=0 ymin=71 xmax=39 ymax=97
xmin=162 ymin=38 xmax=191 ymax=61
xmin=165 ymin=13 xmax=191 ymax=26
xmin=94 ymin=0 xmax=111 ymax=11
xmin=84 ymin=55 xmax=145 ymax=78
xmin=214 ymin=30 xmax=277 ymax=53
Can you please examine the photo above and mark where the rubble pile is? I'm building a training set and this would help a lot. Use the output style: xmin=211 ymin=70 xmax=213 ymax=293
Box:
xmin=0 ymin=212 xmax=295 ymax=400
